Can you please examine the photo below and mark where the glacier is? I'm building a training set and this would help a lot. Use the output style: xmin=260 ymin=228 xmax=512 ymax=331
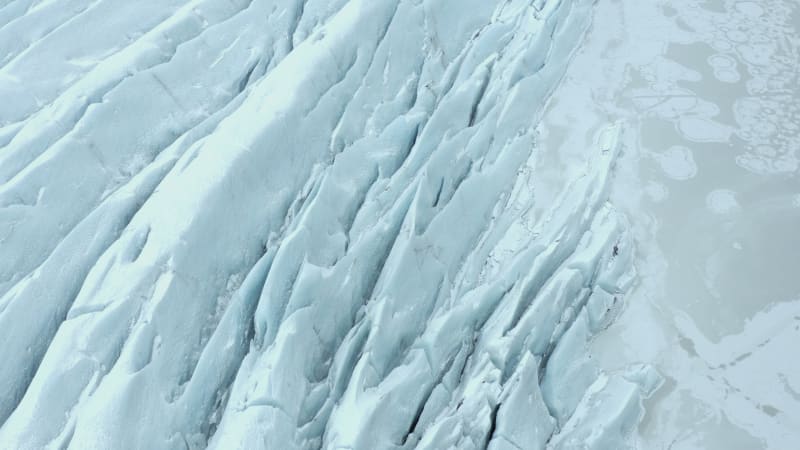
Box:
xmin=1 ymin=0 xmax=797 ymax=449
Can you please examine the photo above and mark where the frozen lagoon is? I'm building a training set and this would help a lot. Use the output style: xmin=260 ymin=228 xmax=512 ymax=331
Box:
xmin=538 ymin=0 xmax=800 ymax=448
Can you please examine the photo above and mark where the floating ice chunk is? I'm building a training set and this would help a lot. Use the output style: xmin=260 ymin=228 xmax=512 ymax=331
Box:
xmin=656 ymin=145 xmax=698 ymax=180
xmin=707 ymin=189 xmax=741 ymax=214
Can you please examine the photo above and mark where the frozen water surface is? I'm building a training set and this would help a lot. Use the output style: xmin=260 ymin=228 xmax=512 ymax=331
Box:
xmin=0 ymin=0 xmax=797 ymax=449
xmin=538 ymin=0 xmax=800 ymax=448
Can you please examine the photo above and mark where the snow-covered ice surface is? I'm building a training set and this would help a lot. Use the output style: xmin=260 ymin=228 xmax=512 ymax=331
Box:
xmin=0 ymin=0 xmax=796 ymax=449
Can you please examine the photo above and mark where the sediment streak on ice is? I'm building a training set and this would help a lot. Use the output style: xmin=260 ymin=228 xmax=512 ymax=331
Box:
xmin=0 ymin=0 xmax=658 ymax=448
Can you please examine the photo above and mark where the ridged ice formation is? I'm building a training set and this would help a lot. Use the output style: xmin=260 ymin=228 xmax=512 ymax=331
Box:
xmin=0 ymin=0 xmax=659 ymax=448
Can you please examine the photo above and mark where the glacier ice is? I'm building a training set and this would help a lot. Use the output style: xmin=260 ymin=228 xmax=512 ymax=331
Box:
xmin=11 ymin=0 xmax=784 ymax=448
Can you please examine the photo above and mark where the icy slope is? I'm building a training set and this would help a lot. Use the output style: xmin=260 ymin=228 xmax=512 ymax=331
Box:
xmin=0 ymin=1 xmax=658 ymax=448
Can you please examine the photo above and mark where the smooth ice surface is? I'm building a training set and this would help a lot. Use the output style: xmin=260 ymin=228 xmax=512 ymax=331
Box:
xmin=538 ymin=0 xmax=800 ymax=448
